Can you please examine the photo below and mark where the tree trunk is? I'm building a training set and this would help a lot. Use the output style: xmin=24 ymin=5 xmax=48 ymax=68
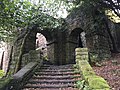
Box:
xmin=104 ymin=19 xmax=118 ymax=53
xmin=0 ymin=51 xmax=4 ymax=70
xmin=6 ymin=46 xmax=13 ymax=76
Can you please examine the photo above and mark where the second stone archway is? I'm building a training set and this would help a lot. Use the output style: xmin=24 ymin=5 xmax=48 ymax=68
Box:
xmin=66 ymin=28 xmax=86 ymax=64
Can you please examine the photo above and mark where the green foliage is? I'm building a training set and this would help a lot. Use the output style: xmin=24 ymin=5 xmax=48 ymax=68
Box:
xmin=0 ymin=77 xmax=12 ymax=89
xmin=43 ymin=55 xmax=48 ymax=61
xmin=0 ymin=0 xmax=119 ymax=43
xmin=0 ymin=0 xmax=74 ymax=42
xmin=76 ymin=80 xmax=85 ymax=89
xmin=76 ymin=80 xmax=90 ymax=90
xmin=0 ymin=70 xmax=5 ymax=78
xmin=73 ymin=64 xmax=79 ymax=69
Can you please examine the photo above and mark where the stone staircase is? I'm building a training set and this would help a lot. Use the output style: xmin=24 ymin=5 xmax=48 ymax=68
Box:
xmin=22 ymin=64 xmax=81 ymax=90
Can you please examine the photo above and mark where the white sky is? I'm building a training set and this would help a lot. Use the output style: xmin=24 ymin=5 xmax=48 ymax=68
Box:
xmin=27 ymin=0 xmax=68 ymax=18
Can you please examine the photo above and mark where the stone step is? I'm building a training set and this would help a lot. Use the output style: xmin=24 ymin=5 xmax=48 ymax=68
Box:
xmin=22 ymin=64 xmax=81 ymax=90
xmin=28 ymin=79 xmax=80 ymax=84
xmin=42 ymin=64 xmax=74 ymax=67
xmin=39 ymin=68 xmax=74 ymax=71
xmin=36 ymin=68 xmax=74 ymax=72
xmin=23 ymin=87 xmax=78 ymax=90
xmin=32 ymin=74 xmax=81 ymax=80
xmin=23 ymin=83 xmax=75 ymax=89
xmin=34 ymin=72 xmax=79 ymax=76
xmin=40 ymin=65 xmax=74 ymax=69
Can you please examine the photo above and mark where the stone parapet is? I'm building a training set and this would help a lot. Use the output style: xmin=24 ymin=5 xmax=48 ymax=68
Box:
xmin=0 ymin=61 xmax=42 ymax=90
xmin=75 ymin=48 xmax=110 ymax=90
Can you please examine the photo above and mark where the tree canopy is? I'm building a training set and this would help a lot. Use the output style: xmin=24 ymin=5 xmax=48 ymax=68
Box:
xmin=0 ymin=0 xmax=120 ymax=42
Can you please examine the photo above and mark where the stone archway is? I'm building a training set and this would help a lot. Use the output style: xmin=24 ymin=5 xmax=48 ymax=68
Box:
xmin=66 ymin=28 xmax=86 ymax=64
xmin=23 ymin=28 xmax=58 ymax=65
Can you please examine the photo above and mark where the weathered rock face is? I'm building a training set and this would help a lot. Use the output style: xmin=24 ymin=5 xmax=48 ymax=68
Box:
xmin=108 ymin=22 xmax=120 ymax=51
xmin=66 ymin=5 xmax=111 ymax=62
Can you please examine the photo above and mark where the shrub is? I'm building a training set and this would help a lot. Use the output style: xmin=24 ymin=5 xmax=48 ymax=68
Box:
xmin=0 ymin=70 xmax=5 ymax=78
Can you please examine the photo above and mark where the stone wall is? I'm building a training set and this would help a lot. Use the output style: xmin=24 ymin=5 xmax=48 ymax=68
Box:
xmin=66 ymin=5 xmax=111 ymax=62
xmin=9 ymin=26 xmax=61 ymax=74
xmin=21 ymin=49 xmax=42 ymax=67
xmin=9 ymin=26 xmax=36 ymax=74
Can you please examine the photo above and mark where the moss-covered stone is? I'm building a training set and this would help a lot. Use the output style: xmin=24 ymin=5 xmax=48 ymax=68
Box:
xmin=86 ymin=76 xmax=110 ymax=89
xmin=75 ymin=48 xmax=88 ymax=52
xmin=75 ymin=48 xmax=110 ymax=90
xmin=76 ymin=55 xmax=88 ymax=60
xmin=78 ymin=60 xmax=96 ymax=77
xmin=92 ymin=88 xmax=110 ymax=90
xmin=75 ymin=51 xmax=88 ymax=56
xmin=78 ymin=60 xmax=90 ymax=66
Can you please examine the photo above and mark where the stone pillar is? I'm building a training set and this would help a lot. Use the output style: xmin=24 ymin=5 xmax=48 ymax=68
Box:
xmin=75 ymin=48 xmax=89 ymax=63
xmin=57 ymin=31 xmax=67 ymax=65
xmin=47 ymin=40 xmax=58 ymax=65
xmin=66 ymin=41 xmax=77 ymax=64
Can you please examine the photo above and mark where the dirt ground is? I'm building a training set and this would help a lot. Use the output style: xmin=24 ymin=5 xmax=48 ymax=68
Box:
xmin=93 ymin=53 xmax=120 ymax=90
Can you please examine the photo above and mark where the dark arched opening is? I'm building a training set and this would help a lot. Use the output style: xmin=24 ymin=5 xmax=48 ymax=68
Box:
xmin=23 ymin=29 xmax=55 ymax=65
xmin=36 ymin=30 xmax=54 ymax=64
xmin=67 ymin=28 xmax=86 ymax=63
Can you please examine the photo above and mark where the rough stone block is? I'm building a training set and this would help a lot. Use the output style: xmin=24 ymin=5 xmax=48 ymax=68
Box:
xmin=29 ymin=50 xmax=40 ymax=62
xmin=76 ymin=55 xmax=88 ymax=60
xmin=75 ymin=51 xmax=88 ymax=55
xmin=75 ymin=48 xmax=88 ymax=52
xmin=76 ymin=58 xmax=110 ymax=90
xmin=13 ymin=62 xmax=37 ymax=80
xmin=22 ymin=53 xmax=29 ymax=66
xmin=86 ymin=76 xmax=110 ymax=89
xmin=78 ymin=60 xmax=95 ymax=76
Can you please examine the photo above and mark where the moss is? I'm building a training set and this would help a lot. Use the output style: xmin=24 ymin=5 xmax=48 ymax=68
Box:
xmin=78 ymin=60 xmax=96 ymax=78
xmin=76 ymin=55 xmax=88 ymax=60
xmin=75 ymin=48 xmax=110 ymax=90
xmin=0 ymin=70 xmax=5 ymax=78
xmin=78 ymin=60 xmax=90 ymax=65
xmin=0 ymin=77 xmax=12 ymax=89
xmin=82 ymin=68 xmax=96 ymax=77
xmin=43 ymin=55 xmax=48 ymax=61
xmin=92 ymin=88 xmax=110 ymax=90
xmin=75 ymin=48 xmax=88 ymax=52
xmin=80 ymin=67 xmax=96 ymax=77
xmin=86 ymin=76 xmax=110 ymax=89
xmin=89 ymin=53 xmax=98 ymax=62
xmin=75 ymin=51 xmax=88 ymax=56
xmin=73 ymin=64 xmax=78 ymax=68
xmin=78 ymin=60 xmax=93 ymax=70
